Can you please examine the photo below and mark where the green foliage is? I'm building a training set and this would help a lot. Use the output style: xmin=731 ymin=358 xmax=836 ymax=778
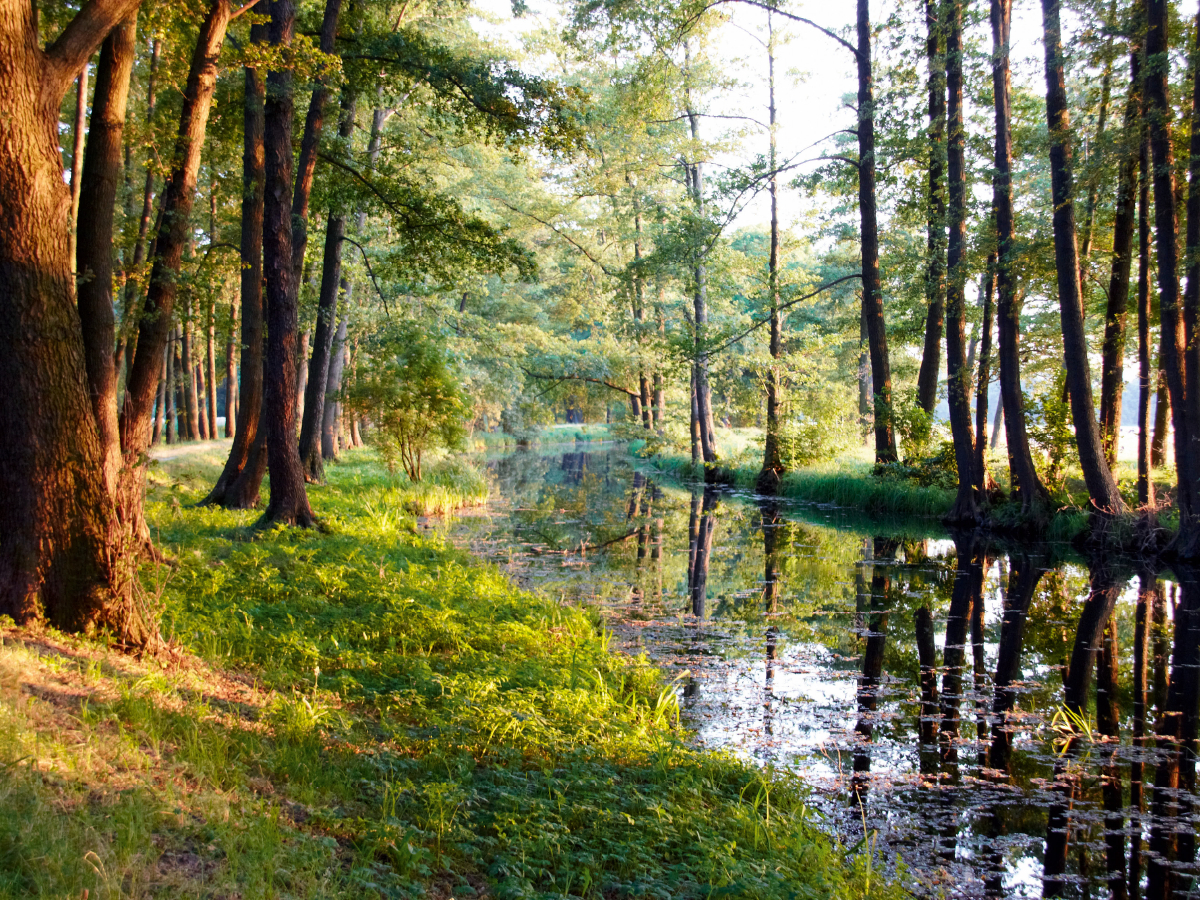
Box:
xmin=874 ymin=441 xmax=960 ymax=491
xmin=773 ymin=394 xmax=859 ymax=469
xmin=1026 ymin=371 xmax=1078 ymax=496
xmin=346 ymin=325 xmax=468 ymax=481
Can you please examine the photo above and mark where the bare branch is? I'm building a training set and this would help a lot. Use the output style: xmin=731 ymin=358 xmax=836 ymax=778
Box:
xmin=711 ymin=273 xmax=864 ymax=353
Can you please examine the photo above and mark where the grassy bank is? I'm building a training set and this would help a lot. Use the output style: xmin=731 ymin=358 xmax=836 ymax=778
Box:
xmin=648 ymin=451 xmax=956 ymax=519
xmin=470 ymin=424 xmax=612 ymax=453
xmin=0 ymin=448 xmax=899 ymax=899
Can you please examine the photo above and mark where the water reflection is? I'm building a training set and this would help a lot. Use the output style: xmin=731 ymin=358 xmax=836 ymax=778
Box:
xmin=446 ymin=446 xmax=1200 ymax=898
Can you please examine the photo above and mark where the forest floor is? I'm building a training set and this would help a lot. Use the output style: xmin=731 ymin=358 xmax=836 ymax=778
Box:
xmin=0 ymin=446 xmax=899 ymax=900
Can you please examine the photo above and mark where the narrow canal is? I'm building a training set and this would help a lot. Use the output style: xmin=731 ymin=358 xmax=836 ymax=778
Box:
xmin=441 ymin=442 xmax=1198 ymax=899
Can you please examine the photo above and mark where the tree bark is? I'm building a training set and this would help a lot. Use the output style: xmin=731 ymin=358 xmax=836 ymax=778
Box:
xmin=992 ymin=0 xmax=1050 ymax=516
xmin=299 ymin=86 xmax=356 ymax=482
xmin=685 ymin=98 xmax=719 ymax=468
xmin=1152 ymin=356 xmax=1169 ymax=468
xmin=1139 ymin=125 xmax=1154 ymax=508
xmin=119 ymin=0 xmax=232 ymax=532
xmin=224 ymin=291 xmax=238 ymax=437
xmin=945 ymin=0 xmax=978 ymax=524
xmin=262 ymin=0 xmax=314 ymax=526
xmin=1040 ymin=0 xmax=1126 ymax=518
xmin=857 ymin=0 xmax=897 ymax=463
xmin=182 ymin=308 xmax=199 ymax=439
xmin=1147 ymin=0 xmax=1195 ymax=544
xmin=206 ymin=22 xmax=266 ymax=507
xmin=76 ymin=12 xmax=136 ymax=494
xmin=1178 ymin=7 xmax=1200 ymax=553
xmin=205 ymin=294 xmax=217 ymax=438
xmin=916 ymin=0 xmax=946 ymax=417
xmin=115 ymin=38 xmax=160 ymax=378
xmin=1099 ymin=40 xmax=1143 ymax=468
xmin=974 ymin=253 xmax=996 ymax=495
xmin=69 ymin=64 xmax=89 ymax=265
xmin=0 ymin=0 xmax=153 ymax=640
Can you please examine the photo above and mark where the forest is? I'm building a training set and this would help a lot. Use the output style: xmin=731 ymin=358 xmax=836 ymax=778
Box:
xmin=3 ymin=0 xmax=1200 ymax=894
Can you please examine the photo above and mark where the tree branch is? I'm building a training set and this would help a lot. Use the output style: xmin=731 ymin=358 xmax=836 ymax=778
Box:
xmin=682 ymin=0 xmax=859 ymax=61
xmin=341 ymin=236 xmax=390 ymax=314
xmin=711 ymin=273 xmax=864 ymax=353
xmin=43 ymin=0 xmax=150 ymax=103
xmin=520 ymin=366 xmax=638 ymax=398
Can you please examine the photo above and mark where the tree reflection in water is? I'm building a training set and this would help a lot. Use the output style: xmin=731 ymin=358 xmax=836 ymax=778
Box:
xmin=445 ymin=446 xmax=1200 ymax=897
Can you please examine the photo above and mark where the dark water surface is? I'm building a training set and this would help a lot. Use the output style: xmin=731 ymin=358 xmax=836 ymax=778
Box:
xmin=438 ymin=443 xmax=1200 ymax=899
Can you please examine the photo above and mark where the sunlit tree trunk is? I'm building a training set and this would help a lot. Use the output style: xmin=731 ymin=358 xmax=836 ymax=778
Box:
xmin=759 ymin=13 xmax=785 ymax=491
xmin=915 ymin=0 xmax=946 ymax=418
xmin=76 ymin=13 xmax=136 ymax=493
xmin=974 ymin=254 xmax=996 ymax=496
xmin=1138 ymin=124 xmax=1154 ymax=508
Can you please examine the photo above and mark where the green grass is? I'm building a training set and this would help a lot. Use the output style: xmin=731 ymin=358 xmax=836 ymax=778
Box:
xmin=0 ymin=447 xmax=901 ymax=900
xmin=650 ymin=452 xmax=956 ymax=519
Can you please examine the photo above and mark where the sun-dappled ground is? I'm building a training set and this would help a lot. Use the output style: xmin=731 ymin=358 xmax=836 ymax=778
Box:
xmin=0 ymin=447 xmax=901 ymax=899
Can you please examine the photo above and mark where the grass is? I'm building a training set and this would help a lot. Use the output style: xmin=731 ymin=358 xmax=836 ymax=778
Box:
xmin=0 ymin=445 xmax=901 ymax=899
xmin=469 ymin=424 xmax=611 ymax=453
xmin=650 ymin=451 xmax=956 ymax=519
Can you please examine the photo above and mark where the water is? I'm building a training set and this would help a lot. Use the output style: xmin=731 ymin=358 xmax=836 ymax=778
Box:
xmin=439 ymin=443 xmax=1200 ymax=899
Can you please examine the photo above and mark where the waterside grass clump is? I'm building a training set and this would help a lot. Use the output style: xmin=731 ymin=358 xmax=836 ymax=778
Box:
xmin=0 ymin=448 xmax=900 ymax=900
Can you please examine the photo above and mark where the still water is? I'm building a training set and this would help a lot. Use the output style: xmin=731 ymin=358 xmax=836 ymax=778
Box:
xmin=441 ymin=443 xmax=1200 ymax=899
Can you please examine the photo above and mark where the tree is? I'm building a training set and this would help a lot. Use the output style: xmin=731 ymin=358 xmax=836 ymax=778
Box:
xmin=915 ymin=0 xmax=946 ymax=419
xmin=0 ymin=0 xmax=153 ymax=640
xmin=991 ymin=0 xmax=1049 ymax=517
xmin=944 ymin=0 xmax=977 ymax=524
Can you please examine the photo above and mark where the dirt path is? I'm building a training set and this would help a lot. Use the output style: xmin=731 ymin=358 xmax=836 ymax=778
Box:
xmin=150 ymin=438 xmax=232 ymax=461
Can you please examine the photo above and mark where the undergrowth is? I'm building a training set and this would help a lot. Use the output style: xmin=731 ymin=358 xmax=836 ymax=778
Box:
xmin=0 ymin=447 xmax=901 ymax=899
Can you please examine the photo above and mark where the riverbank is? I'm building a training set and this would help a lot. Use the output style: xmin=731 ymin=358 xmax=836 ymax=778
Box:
xmin=0 ymin=448 xmax=898 ymax=899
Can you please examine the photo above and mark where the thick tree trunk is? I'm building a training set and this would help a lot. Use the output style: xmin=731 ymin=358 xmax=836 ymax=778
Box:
xmin=0 ymin=0 xmax=152 ymax=641
xmin=205 ymin=25 xmax=266 ymax=507
xmin=119 ymin=0 xmax=232 ymax=533
xmin=321 ymin=308 xmax=349 ymax=460
xmin=945 ymin=0 xmax=978 ymax=524
xmin=1040 ymin=0 xmax=1126 ymax=517
xmin=992 ymin=0 xmax=1050 ymax=516
xmin=299 ymin=86 xmax=355 ymax=482
xmin=915 ymin=0 xmax=946 ymax=417
xmin=759 ymin=17 xmax=784 ymax=492
xmin=1147 ymin=0 xmax=1196 ymax=545
xmin=1139 ymin=127 xmax=1154 ymax=508
xmin=1099 ymin=42 xmax=1142 ymax=467
xmin=262 ymin=0 xmax=314 ymax=526
xmin=76 ymin=13 xmax=136 ymax=494
xmin=857 ymin=0 xmax=897 ymax=463
xmin=974 ymin=254 xmax=996 ymax=495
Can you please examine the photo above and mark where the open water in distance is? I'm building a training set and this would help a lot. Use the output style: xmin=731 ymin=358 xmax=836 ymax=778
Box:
xmin=439 ymin=443 xmax=1200 ymax=899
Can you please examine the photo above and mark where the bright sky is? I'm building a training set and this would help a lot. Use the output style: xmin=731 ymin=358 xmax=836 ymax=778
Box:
xmin=470 ymin=0 xmax=1057 ymax=233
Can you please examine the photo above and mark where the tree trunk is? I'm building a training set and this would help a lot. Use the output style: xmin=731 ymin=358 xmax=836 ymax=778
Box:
xmin=945 ymin=0 xmax=978 ymax=524
xmin=205 ymin=23 xmax=266 ymax=507
xmin=262 ymin=0 xmax=314 ymax=526
xmin=684 ymin=97 xmax=718 ymax=468
xmin=153 ymin=349 xmax=166 ymax=444
xmin=857 ymin=0 xmax=897 ymax=463
xmin=1138 ymin=125 xmax=1154 ymax=508
xmin=1040 ymin=0 xmax=1126 ymax=517
xmin=1147 ymin=0 xmax=1195 ymax=543
xmin=76 ymin=12 xmax=136 ymax=494
xmin=990 ymin=399 xmax=1003 ymax=450
xmin=205 ymin=295 xmax=217 ymax=438
xmin=164 ymin=332 xmax=176 ymax=443
xmin=321 ymin=308 xmax=349 ymax=460
xmin=115 ymin=38 xmax=160 ymax=378
xmin=992 ymin=0 xmax=1050 ymax=516
xmin=1152 ymin=356 xmax=1169 ymax=468
xmin=182 ymin=310 xmax=200 ymax=439
xmin=69 ymin=64 xmax=89 ymax=265
xmin=759 ymin=14 xmax=784 ymax=492
xmin=1099 ymin=40 xmax=1142 ymax=467
xmin=1178 ymin=7 xmax=1200 ymax=553
xmin=975 ymin=253 xmax=996 ymax=495
xmin=288 ymin=0 xmax=343 ymax=284
xmin=0 ymin=0 xmax=153 ymax=641
xmin=1079 ymin=30 xmax=1114 ymax=287
xmin=119 ymin=0 xmax=232 ymax=532
xmin=224 ymin=291 xmax=238 ymax=437
xmin=915 ymin=0 xmax=946 ymax=417
xmin=299 ymin=86 xmax=355 ymax=482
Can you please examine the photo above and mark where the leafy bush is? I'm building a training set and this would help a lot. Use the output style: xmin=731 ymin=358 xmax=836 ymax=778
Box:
xmin=876 ymin=440 xmax=959 ymax=490
xmin=345 ymin=325 xmax=468 ymax=480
